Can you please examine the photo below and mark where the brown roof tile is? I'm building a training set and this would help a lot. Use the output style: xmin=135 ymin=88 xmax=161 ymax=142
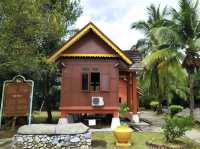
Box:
xmin=123 ymin=50 xmax=142 ymax=63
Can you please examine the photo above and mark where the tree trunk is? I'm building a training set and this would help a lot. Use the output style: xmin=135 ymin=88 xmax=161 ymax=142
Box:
xmin=44 ymin=73 xmax=52 ymax=123
xmin=46 ymin=96 xmax=52 ymax=123
xmin=188 ymin=73 xmax=194 ymax=118
xmin=157 ymin=93 xmax=163 ymax=114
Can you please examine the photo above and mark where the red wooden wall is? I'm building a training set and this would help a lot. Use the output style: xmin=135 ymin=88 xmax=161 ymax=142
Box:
xmin=60 ymin=59 xmax=120 ymax=116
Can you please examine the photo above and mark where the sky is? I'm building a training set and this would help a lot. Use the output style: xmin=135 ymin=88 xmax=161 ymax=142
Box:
xmin=75 ymin=0 xmax=178 ymax=50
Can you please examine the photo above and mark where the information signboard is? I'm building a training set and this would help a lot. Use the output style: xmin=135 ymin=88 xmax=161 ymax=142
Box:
xmin=0 ymin=75 xmax=34 ymax=128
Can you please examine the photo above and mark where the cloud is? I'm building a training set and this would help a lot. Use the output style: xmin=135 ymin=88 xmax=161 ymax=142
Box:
xmin=76 ymin=0 xmax=178 ymax=50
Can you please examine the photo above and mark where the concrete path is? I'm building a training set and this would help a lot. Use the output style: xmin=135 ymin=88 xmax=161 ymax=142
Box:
xmin=140 ymin=110 xmax=200 ymax=144
xmin=185 ymin=129 xmax=200 ymax=143
xmin=140 ymin=110 xmax=165 ymax=126
xmin=178 ymin=108 xmax=200 ymax=123
xmin=138 ymin=110 xmax=164 ymax=132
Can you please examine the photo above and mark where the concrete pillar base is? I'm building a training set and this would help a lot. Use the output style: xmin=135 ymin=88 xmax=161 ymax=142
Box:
xmin=131 ymin=114 xmax=140 ymax=123
xmin=58 ymin=115 xmax=74 ymax=124
xmin=125 ymin=112 xmax=140 ymax=123
xmin=111 ymin=117 xmax=120 ymax=129
xmin=58 ymin=118 xmax=69 ymax=124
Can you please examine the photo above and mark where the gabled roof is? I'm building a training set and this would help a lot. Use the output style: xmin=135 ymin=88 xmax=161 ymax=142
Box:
xmin=47 ymin=22 xmax=132 ymax=65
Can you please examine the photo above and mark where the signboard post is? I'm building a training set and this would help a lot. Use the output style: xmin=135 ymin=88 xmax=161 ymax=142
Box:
xmin=0 ymin=75 xmax=34 ymax=128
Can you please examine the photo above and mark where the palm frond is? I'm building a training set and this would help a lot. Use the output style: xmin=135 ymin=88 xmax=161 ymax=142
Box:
xmin=142 ymin=48 xmax=182 ymax=68
xmin=131 ymin=21 xmax=150 ymax=35
xmin=147 ymin=4 xmax=158 ymax=23
xmin=135 ymin=38 xmax=149 ymax=48
xmin=194 ymin=38 xmax=200 ymax=49
xmin=152 ymin=27 xmax=182 ymax=47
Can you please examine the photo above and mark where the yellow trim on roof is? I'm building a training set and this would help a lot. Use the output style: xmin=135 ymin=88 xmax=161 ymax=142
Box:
xmin=47 ymin=23 xmax=132 ymax=65
xmin=90 ymin=25 xmax=132 ymax=65
xmin=62 ymin=53 xmax=116 ymax=57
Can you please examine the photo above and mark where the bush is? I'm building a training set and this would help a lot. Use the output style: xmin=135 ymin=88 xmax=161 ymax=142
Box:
xmin=169 ymin=105 xmax=183 ymax=117
xmin=162 ymin=116 xmax=193 ymax=142
xmin=120 ymin=103 xmax=129 ymax=116
xmin=139 ymin=95 xmax=157 ymax=109
xmin=150 ymin=101 xmax=159 ymax=111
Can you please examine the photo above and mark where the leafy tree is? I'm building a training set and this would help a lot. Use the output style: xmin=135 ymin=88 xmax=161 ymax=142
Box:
xmin=0 ymin=0 xmax=82 ymax=122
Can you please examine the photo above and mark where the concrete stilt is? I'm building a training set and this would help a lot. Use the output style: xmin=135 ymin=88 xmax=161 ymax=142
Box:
xmin=131 ymin=114 xmax=140 ymax=123
xmin=58 ymin=115 xmax=74 ymax=124
xmin=111 ymin=117 xmax=120 ymax=129
xmin=58 ymin=118 xmax=69 ymax=124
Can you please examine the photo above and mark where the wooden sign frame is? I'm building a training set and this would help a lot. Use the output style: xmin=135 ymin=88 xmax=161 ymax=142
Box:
xmin=0 ymin=75 xmax=34 ymax=128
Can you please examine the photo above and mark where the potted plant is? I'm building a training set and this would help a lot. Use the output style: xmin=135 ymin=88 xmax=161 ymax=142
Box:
xmin=113 ymin=103 xmax=133 ymax=147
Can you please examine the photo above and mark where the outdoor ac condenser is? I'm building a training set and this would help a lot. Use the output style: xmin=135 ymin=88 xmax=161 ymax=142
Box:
xmin=91 ymin=96 xmax=104 ymax=107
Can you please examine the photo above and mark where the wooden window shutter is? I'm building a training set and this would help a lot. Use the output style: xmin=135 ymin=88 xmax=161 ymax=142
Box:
xmin=82 ymin=73 xmax=89 ymax=91
xmin=101 ymin=74 xmax=110 ymax=91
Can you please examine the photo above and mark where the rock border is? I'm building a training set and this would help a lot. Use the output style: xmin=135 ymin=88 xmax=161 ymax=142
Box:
xmin=12 ymin=123 xmax=91 ymax=149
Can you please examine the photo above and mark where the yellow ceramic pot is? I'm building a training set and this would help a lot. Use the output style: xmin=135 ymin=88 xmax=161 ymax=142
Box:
xmin=113 ymin=125 xmax=133 ymax=147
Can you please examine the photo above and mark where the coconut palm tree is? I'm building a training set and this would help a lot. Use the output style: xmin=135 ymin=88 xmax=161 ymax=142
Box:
xmin=131 ymin=4 xmax=170 ymax=56
xmin=132 ymin=4 xmax=188 ymax=112
xmin=139 ymin=33 xmax=188 ymax=112
xmin=156 ymin=0 xmax=200 ymax=116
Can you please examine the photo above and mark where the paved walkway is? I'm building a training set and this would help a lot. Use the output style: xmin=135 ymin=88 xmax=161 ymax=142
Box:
xmin=178 ymin=108 xmax=200 ymax=123
xmin=185 ymin=129 xmax=200 ymax=143
xmin=138 ymin=110 xmax=164 ymax=132
xmin=140 ymin=110 xmax=165 ymax=126
xmin=140 ymin=110 xmax=200 ymax=143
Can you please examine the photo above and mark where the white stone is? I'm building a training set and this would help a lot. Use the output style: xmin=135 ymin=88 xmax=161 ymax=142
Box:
xmin=83 ymin=132 xmax=91 ymax=139
xmin=70 ymin=137 xmax=80 ymax=143
xmin=56 ymin=143 xmax=62 ymax=148
xmin=17 ymin=137 xmax=23 ymax=143
xmin=111 ymin=117 xmax=120 ymax=129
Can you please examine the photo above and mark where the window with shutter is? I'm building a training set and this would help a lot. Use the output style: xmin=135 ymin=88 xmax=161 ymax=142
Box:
xmin=82 ymin=73 xmax=89 ymax=91
xmin=101 ymin=74 xmax=110 ymax=91
xmin=90 ymin=72 xmax=100 ymax=91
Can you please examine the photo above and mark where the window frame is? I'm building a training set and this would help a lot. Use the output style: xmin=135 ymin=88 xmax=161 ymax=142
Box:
xmin=90 ymin=72 xmax=100 ymax=92
xmin=81 ymin=68 xmax=110 ymax=92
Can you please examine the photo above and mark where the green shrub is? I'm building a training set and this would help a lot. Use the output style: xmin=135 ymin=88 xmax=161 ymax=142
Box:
xmin=150 ymin=101 xmax=159 ymax=111
xmin=169 ymin=105 xmax=183 ymax=117
xmin=162 ymin=116 xmax=193 ymax=142
xmin=140 ymin=95 xmax=157 ymax=109
xmin=120 ymin=103 xmax=129 ymax=115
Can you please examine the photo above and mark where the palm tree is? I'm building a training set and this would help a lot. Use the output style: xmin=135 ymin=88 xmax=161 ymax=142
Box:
xmin=132 ymin=4 xmax=188 ymax=112
xmin=156 ymin=0 xmax=200 ymax=116
xmin=139 ymin=33 xmax=188 ymax=112
xmin=131 ymin=4 xmax=170 ymax=56
xmin=172 ymin=0 xmax=200 ymax=116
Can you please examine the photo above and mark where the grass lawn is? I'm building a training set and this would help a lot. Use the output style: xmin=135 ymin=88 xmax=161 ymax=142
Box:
xmin=0 ymin=129 xmax=17 ymax=139
xmin=92 ymin=132 xmax=200 ymax=149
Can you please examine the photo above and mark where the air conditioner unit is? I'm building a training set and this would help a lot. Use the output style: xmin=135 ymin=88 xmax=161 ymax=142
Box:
xmin=91 ymin=96 xmax=104 ymax=107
